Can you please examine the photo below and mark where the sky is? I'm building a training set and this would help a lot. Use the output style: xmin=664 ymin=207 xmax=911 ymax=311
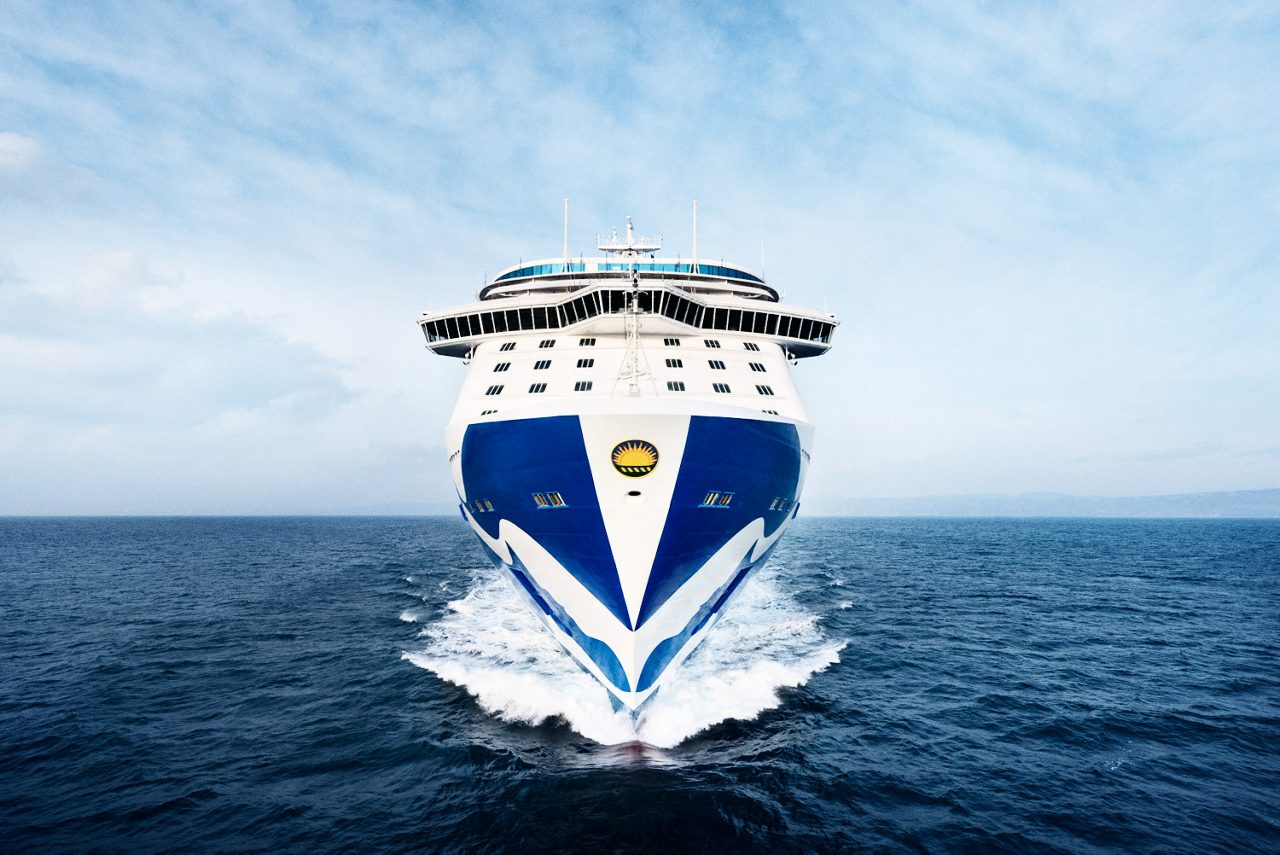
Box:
xmin=1 ymin=1 xmax=1277 ymax=514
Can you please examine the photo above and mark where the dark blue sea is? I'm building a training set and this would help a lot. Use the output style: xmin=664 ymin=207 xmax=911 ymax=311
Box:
xmin=1 ymin=517 xmax=1277 ymax=852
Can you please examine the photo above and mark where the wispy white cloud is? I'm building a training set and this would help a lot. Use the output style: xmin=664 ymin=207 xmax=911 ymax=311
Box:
xmin=0 ymin=0 xmax=1277 ymax=511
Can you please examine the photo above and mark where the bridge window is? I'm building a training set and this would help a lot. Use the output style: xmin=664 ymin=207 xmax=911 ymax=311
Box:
xmin=500 ymin=342 xmax=516 ymax=352
xmin=534 ymin=360 xmax=551 ymax=370
xmin=708 ymin=360 xmax=726 ymax=370
xmin=485 ymin=385 xmax=504 ymax=396
xmin=749 ymin=362 xmax=766 ymax=372
xmin=539 ymin=339 xmax=556 ymax=348
xmin=665 ymin=358 xmax=683 ymax=368
xmin=574 ymin=381 xmax=593 ymax=391
xmin=577 ymin=358 xmax=594 ymax=368
xmin=667 ymin=381 xmax=686 ymax=391
xmin=704 ymin=339 xmax=721 ymax=348
xmin=529 ymin=383 xmax=548 ymax=393
xmin=713 ymin=383 xmax=731 ymax=394
xmin=579 ymin=337 xmax=596 ymax=346
xmin=664 ymin=338 xmax=681 ymax=347
xmin=493 ymin=362 xmax=511 ymax=372
xmin=756 ymin=385 xmax=775 ymax=396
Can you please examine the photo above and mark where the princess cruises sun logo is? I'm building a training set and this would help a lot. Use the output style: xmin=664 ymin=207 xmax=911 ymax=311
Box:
xmin=611 ymin=439 xmax=659 ymax=478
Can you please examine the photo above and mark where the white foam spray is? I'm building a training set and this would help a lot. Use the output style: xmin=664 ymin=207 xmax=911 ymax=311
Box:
xmin=402 ymin=570 xmax=844 ymax=749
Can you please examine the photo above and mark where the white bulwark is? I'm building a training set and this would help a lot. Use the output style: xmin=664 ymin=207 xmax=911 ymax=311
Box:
xmin=419 ymin=218 xmax=836 ymax=711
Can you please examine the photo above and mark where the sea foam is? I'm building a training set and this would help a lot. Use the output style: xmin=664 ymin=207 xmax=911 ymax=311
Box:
xmin=402 ymin=569 xmax=843 ymax=748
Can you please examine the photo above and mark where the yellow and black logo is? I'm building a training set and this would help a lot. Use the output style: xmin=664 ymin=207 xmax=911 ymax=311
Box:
xmin=611 ymin=439 xmax=659 ymax=478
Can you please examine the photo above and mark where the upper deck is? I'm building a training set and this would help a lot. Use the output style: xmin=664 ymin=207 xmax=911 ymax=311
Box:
xmin=481 ymin=257 xmax=777 ymax=301
xmin=419 ymin=217 xmax=837 ymax=359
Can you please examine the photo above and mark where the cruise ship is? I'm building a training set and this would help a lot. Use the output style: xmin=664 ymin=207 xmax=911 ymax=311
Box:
xmin=419 ymin=213 xmax=836 ymax=711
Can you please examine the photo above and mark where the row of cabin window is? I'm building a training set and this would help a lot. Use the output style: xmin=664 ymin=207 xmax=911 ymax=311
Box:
xmin=770 ymin=497 xmax=797 ymax=513
xmin=498 ymin=337 xmax=759 ymax=353
xmin=468 ymin=498 xmax=495 ymax=514
xmin=532 ymin=491 xmax=567 ymax=508
xmin=498 ymin=357 xmax=762 ymax=373
xmin=700 ymin=491 xmax=735 ymax=508
xmin=421 ymin=289 xmax=834 ymax=344
xmin=484 ymin=382 xmax=773 ymax=396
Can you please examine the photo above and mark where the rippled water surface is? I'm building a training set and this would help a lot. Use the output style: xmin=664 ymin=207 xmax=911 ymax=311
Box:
xmin=2 ymin=517 xmax=1277 ymax=852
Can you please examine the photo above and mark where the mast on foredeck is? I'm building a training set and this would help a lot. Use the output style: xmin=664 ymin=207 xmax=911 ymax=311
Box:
xmin=597 ymin=216 xmax=662 ymax=256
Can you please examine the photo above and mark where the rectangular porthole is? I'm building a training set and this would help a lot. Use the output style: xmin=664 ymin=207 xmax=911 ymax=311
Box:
xmin=480 ymin=409 xmax=498 ymax=415
xmin=493 ymin=362 xmax=511 ymax=372
xmin=574 ymin=381 xmax=593 ymax=391
xmin=534 ymin=359 xmax=551 ymax=370
xmin=577 ymin=358 xmax=594 ymax=368
xmin=761 ymin=409 xmax=778 ymax=415
xmin=534 ymin=491 xmax=567 ymax=508
xmin=500 ymin=342 xmax=516 ymax=352
xmin=664 ymin=338 xmax=681 ymax=347
xmin=749 ymin=362 xmax=766 ymax=372
xmin=667 ymin=381 xmax=686 ymax=391
xmin=539 ymin=339 xmax=556 ymax=348
xmin=665 ymin=358 xmax=683 ymax=368
xmin=700 ymin=491 xmax=734 ymax=508
xmin=485 ymin=385 xmax=504 ymax=396
xmin=704 ymin=339 xmax=721 ymax=348
xmin=756 ymin=385 xmax=775 ymax=396
xmin=529 ymin=383 xmax=547 ymax=393
xmin=744 ymin=342 xmax=761 ymax=351
xmin=708 ymin=360 xmax=726 ymax=370
xmin=579 ymin=338 xmax=596 ymax=346
xmin=713 ymin=383 xmax=731 ymax=393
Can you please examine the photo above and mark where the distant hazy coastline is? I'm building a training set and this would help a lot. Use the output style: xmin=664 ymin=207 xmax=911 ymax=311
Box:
xmin=819 ymin=489 xmax=1280 ymax=518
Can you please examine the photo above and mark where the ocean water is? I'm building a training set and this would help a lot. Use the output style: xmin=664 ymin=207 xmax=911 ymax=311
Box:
xmin=1 ymin=517 xmax=1277 ymax=852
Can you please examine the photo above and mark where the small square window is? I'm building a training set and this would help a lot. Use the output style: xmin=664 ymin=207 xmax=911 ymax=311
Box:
xmin=667 ymin=381 xmax=686 ymax=391
xmin=529 ymin=383 xmax=548 ymax=393
xmin=665 ymin=358 xmax=683 ymax=368
xmin=534 ymin=359 xmax=551 ymax=370
xmin=577 ymin=358 xmax=594 ymax=368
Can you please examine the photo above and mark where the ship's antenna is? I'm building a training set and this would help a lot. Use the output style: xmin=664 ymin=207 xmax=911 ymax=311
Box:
xmin=691 ymin=199 xmax=698 ymax=274
xmin=562 ymin=197 xmax=570 ymax=263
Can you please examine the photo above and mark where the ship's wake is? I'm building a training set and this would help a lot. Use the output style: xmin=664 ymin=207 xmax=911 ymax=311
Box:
xmin=402 ymin=570 xmax=843 ymax=749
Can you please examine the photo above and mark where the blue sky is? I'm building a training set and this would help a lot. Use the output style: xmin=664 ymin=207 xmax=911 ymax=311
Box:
xmin=1 ymin=1 xmax=1277 ymax=513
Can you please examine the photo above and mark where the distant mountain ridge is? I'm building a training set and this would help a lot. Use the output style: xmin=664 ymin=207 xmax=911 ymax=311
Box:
xmin=820 ymin=489 xmax=1280 ymax=518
